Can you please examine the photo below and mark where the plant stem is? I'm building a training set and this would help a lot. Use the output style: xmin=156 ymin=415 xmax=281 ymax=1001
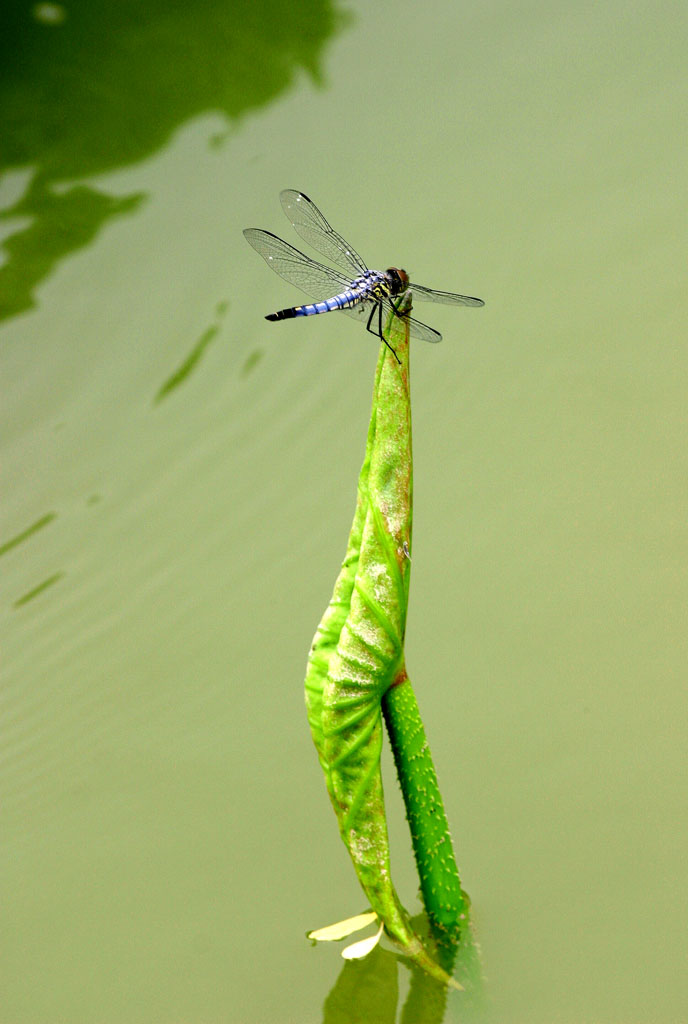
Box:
xmin=382 ymin=674 xmax=468 ymax=939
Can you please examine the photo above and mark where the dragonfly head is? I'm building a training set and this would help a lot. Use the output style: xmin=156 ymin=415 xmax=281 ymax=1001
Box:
xmin=386 ymin=267 xmax=409 ymax=295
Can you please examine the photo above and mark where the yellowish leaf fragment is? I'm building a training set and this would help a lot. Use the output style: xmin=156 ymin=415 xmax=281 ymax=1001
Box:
xmin=307 ymin=911 xmax=378 ymax=943
xmin=341 ymin=921 xmax=384 ymax=961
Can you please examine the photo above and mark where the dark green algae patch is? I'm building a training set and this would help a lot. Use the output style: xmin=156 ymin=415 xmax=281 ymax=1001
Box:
xmin=0 ymin=0 xmax=346 ymax=323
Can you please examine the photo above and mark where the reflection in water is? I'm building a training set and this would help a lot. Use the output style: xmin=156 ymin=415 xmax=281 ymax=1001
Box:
xmin=0 ymin=178 xmax=145 ymax=321
xmin=32 ymin=3 xmax=68 ymax=27
xmin=2 ymin=511 xmax=63 ymax=610
xmin=0 ymin=511 xmax=56 ymax=557
xmin=14 ymin=570 xmax=64 ymax=607
xmin=323 ymin=943 xmax=398 ymax=1024
xmin=319 ymin=915 xmax=485 ymax=1024
xmin=240 ymin=349 xmax=264 ymax=377
xmin=0 ymin=0 xmax=345 ymax=323
xmin=155 ymin=320 xmax=224 ymax=404
xmin=154 ymin=300 xmax=230 ymax=402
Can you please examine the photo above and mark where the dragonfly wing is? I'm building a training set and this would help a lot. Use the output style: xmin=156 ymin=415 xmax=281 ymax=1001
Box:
xmin=410 ymin=282 xmax=485 ymax=307
xmin=375 ymin=297 xmax=441 ymax=343
xmin=399 ymin=308 xmax=443 ymax=343
xmin=243 ymin=229 xmax=352 ymax=300
xmin=280 ymin=190 xmax=368 ymax=277
xmin=337 ymin=296 xmax=442 ymax=344
xmin=337 ymin=298 xmax=377 ymax=326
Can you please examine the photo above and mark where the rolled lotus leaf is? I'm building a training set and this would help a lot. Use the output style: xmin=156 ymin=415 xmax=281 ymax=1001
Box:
xmin=304 ymin=297 xmax=458 ymax=986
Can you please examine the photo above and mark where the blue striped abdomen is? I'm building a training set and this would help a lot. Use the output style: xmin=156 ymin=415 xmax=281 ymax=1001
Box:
xmin=266 ymin=289 xmax=361 ymax=322
xmin=295 ymin=290 xmax=360 ymax=316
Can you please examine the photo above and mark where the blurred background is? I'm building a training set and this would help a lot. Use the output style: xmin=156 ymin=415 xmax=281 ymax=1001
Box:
xmin=2 ymin=1 xmax=686 ymax=1021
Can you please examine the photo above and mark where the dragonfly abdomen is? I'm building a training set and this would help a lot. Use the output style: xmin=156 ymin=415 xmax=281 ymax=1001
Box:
xmin=266 ymin=288 xmax=362 ymax=322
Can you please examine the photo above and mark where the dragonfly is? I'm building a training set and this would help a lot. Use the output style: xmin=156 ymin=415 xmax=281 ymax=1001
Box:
xmin=243 ymin=190 xmax=484 ymax=362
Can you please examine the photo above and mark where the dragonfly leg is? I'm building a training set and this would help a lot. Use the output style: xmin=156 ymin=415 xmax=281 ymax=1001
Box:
xmin=366 ymin=301 xmax=400 ymax=364
xmin=389 ymin=294 xmax=408 ymax=319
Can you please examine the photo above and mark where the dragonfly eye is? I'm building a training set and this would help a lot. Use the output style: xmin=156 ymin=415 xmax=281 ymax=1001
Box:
xmin=386 ymin=268 xmax=409 ymax=293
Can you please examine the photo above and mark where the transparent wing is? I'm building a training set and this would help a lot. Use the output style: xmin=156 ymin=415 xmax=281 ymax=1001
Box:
xmin=280 ymin=190 xmax=368 ymax=277
xmin=339 ymin=296 xmax=443 ymax=344
xmin=244 ymin=227 xmax=443 ymax=343
xmin=391 ymin=302 xmax=443 ymax=343
xmin=410 ymin=282 xmax=485 ymax=307
xmin=243 ymin=229 xmax=353 ymax=300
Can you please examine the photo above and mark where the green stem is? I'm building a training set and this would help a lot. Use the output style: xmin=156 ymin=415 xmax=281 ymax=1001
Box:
xmin=382 ymin=676 xmax=468 ymax=938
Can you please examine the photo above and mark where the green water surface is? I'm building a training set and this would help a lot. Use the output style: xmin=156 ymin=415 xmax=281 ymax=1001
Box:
xmin=2 ymin=1 xmax=686 ymax=1021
